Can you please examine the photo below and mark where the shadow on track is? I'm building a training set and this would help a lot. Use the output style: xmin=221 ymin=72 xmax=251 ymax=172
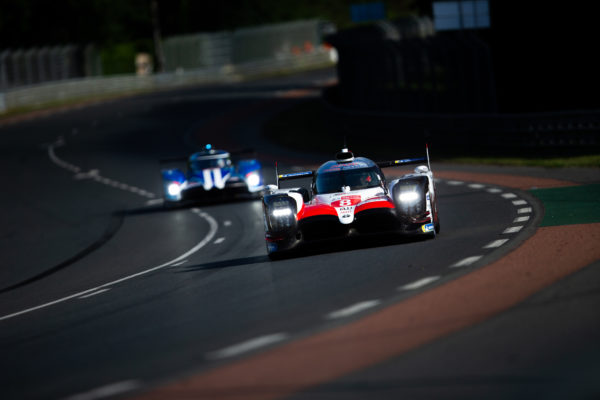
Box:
xmin=270 ymin=233 xmax=434 ymax=261
xmin=119 ymin=196 xmax=262 ymax=216
xmin=177 ymin=234 xmax=433 ymax=273
xmin=178 ymin=255 xmax=271 ymax=273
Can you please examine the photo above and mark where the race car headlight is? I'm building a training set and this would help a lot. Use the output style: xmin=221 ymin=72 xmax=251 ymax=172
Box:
xmin=398 ymin=191 xmax=419 ymax=203
xmin=272 ymin=208 xmax=292 ymax=217
xmin=167 ymin=182 xmax=181 ymax=196
xmin=246 ymin=172 xmax=261 ymax=187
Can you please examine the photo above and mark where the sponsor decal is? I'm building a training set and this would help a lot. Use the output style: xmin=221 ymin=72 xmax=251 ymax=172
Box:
xmin=267 ymin=242 xmax=278 ymax=252
xmin=202 ymin=168 xmax=229 ymax=190
xmin=322 ymin=161 xmax=369 ymax=172
xmin=333 ymin=196 xmax=360 ymax=224
xmin=335 ymin=205 xmax=356 ymax=224
xmin=331 ymin=195 xmax=361 ymax=208
xmin=422 ymin=223 xmax=434 ymax=233
xmin=279 ymin=171 xmax=313 ymax=179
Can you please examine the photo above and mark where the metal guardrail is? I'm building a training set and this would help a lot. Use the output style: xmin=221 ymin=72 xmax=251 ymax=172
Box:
xmin=1 ymin=19 xmax=333 ymax=93
xmin=0 ymin=49 xmax=336 ymax=114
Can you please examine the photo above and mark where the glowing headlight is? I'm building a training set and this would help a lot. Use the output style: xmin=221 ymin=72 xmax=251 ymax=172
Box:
xmin=246 ymin=172 xmax=261 ymax=187
xmin=272 ymin=208 xmax=292 ymax=217
xmin=399 ymin=191 xmax=419 ymax=202
xmin=167 ymin=183 xmax=181 ymax=196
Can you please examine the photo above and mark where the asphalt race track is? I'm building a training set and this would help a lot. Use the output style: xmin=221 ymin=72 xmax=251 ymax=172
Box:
xmin=1 ymin=69 xmax=599 ymax=400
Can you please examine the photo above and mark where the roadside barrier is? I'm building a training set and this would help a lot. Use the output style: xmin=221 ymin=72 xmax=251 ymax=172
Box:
xmin=0 ymin=49 xmax=335 ymax=114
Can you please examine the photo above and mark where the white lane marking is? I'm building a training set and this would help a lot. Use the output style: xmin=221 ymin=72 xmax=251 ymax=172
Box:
xmin=503 ymin=226 xmax=524 ymax=234
xmin=487 ymin=188 xmax=502 ymax=193
xmin=170 ymin=260 xmax=188 ymax=267
xmin=223 ymin=220 xmax=232 ymax=227
xmin=513 ymin=216 xmax=530 ymax=223
xmin=0 ymin=212 xmax=218 ymax=322
xmin=399 ymin=276 xmax=441 ymax=291
xmin=48 ymin=139 xmax=81 ymax=174
xmin=484 ymin=239 xmax=509 ymax=248
xmin=512 ymin=199 xmax=527 ymax=206
xmin=447 ymin=180 xmax=464 ymax=186
xmin=78 ymin=289 xmax=111 ymax=299
xmin=451 ymin=255 xmax=483 ymax=268
xmin=74 ymin=169 xmax=100 ymax=180
xmin=325 ymin=300 xmax=381 ymax=319
xmin=206 ymin=333 xmax=288 ymax=360
xmin=501 ymin=193 xmax=517 ymax=199
xmin=64 ymin=380 xmax=142 ymax=400
xmin=48 ymin=137 xmax=156 ymax=198
xmin=468 ymin=183 xmax=485 ymax=189
xmin=518 ymin=207 xmax=533 ymax=214
xmin=146 ymin=198 xmax=164 ymax=206
xmin=213 ymin=237 xmax=225 ymax=244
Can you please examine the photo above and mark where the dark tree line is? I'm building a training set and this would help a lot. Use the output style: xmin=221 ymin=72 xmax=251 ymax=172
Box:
xmin=0 ymin=0 xmax=419 ymax=48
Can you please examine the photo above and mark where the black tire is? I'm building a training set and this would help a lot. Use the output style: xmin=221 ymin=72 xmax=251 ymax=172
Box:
xmin=163 ymin=199 xmax=178 ymax=209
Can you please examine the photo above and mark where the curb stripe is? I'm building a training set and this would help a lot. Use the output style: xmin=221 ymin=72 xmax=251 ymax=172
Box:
xmin=132 ymin=224 xmax=600 ymax=400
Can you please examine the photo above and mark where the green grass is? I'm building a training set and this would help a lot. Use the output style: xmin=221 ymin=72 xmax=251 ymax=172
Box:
xmin=531 ymin=184 xmax=600 ymax=226
xmin=444 ymin=155 xmax=600 ymax=168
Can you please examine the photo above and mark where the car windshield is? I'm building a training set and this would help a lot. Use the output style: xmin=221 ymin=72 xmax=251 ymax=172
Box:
xmin=190 ymin=157 xmax=230 ymax=170
xmin=315 ymin=167 xmax=382 ymax=194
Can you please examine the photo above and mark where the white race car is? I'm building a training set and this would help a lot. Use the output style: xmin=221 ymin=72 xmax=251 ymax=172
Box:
xmin=262 ymin=147 xmax=440 ymax=258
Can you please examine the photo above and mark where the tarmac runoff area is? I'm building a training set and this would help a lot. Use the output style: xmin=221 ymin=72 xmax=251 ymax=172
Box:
xmin=133 ymin=174 xmax=600 ymax=400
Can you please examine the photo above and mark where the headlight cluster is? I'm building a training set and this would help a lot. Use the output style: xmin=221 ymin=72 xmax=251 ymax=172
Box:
xmin=167 ymin=183 xmax=181 ymax=196
xmin=246 ymin=172 xmax=261 ymax=187
xmin=265 ymin=196 xmax=297 ymax=233
xmin=269 ymin=206 xmax=295 ymax=231
xmin=398 ymin=191 xmax=419 ymax=203
xmin=272 ymin=208 xmax=293 ymax=217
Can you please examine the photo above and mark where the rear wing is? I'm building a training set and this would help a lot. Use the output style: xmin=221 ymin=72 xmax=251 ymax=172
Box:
xmin=277 ymin=170 xmax=314 ymax=188
xmin=376 ymin=145 xmax=432 ymax=170
xmin=376 ymin=157 xmax=426 ymax=168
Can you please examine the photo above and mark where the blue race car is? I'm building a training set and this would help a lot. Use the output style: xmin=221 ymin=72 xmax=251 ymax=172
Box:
xmin=161 ymin=144 xmax=264 ymax=203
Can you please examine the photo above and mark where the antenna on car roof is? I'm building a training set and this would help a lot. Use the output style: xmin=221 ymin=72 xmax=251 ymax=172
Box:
xmin=275 ymin=161 xmax=279 ymax=189
xmin=426 ymin=143 xmax=432 ymax=171
xmin=336 ymin=135 xmax=354 ymax=162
